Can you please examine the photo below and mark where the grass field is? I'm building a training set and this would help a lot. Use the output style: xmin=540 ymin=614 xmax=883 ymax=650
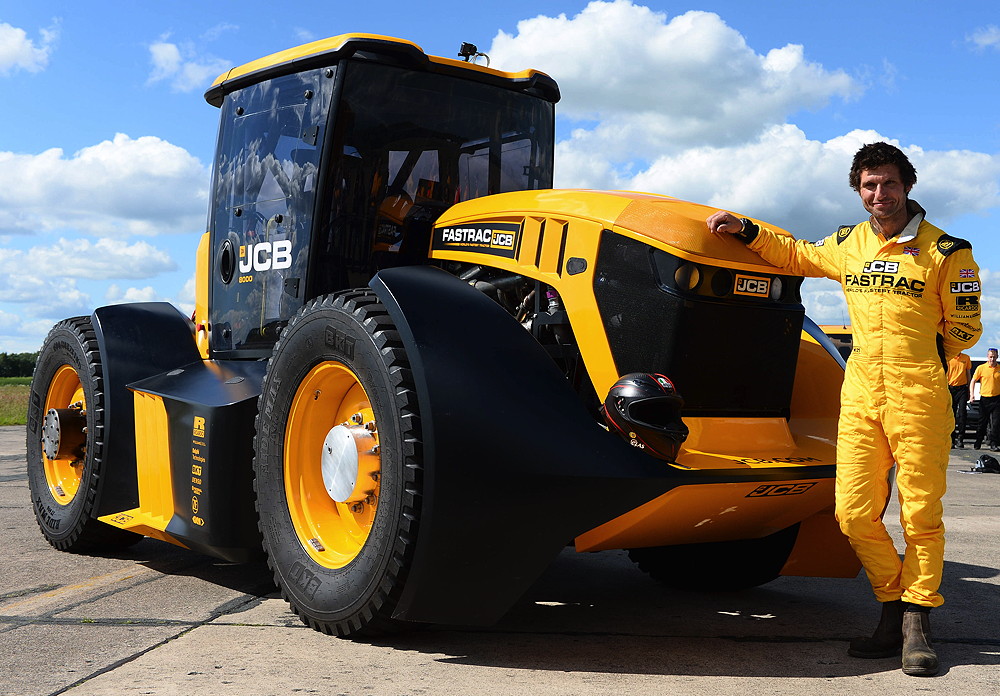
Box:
xmin=0 ymin=377 xmax=31 ymax=426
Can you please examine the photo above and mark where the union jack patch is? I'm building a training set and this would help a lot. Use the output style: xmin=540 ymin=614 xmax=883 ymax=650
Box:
xmin=960 ymin=268 xmax=976 ymax=278
xmin=903 ymin=246 xmax=920 ymax=256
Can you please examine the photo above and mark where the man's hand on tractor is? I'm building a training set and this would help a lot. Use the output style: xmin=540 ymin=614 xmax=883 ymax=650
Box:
xmin=706 ymin=211 xmax=744 ymax=235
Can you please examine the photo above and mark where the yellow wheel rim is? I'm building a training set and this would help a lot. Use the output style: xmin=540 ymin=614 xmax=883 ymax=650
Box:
xmin=42 ymin=365 xmax=87 ymax=506
xmin=284 ymin=362 xmax=381 ymax=568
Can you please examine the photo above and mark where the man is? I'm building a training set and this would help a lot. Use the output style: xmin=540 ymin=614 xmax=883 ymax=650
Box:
xmin=970 ymin=348 xmax=1000 ymax=451
xmin=947 ymin=351 xmax=973 ymax=448
xmin=706 ymin=142 xmax=982 ymax=677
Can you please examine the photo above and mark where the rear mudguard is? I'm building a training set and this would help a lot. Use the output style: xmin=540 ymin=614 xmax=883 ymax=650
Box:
xmin=91 ymin=303 xmax=203 ymax=516
xmin=92 ymin=304 xmax=265 ymax=561
xmin=370 ymin=265 xmax=836 ymax=626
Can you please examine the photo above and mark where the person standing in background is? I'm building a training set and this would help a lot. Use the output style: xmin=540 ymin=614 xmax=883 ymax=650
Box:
xmin=947 ymin=351 xmax=972 ymax=448
xmin=970 ymin=348 xmax=1000 ymax=451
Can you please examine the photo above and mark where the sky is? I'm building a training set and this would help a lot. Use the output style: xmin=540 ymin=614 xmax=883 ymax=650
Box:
xmin=1 ymin=0 xmax=999 ymax=354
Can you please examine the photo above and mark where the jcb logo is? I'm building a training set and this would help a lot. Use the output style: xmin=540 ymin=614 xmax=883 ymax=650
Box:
xmin=491 ymin=231 xmax=515 ymax=249
xmin=747 ymin=482 xmax=816 ymax=498
xmin=862 ymin=260 xmax=899 ymax=274
xmin=734 ymin=274 xmax=770 ymax=297
xmin=950 ymin=281 xmax=980 ymax=293
xmin=239 ymin=241 xmax=292 ymax=273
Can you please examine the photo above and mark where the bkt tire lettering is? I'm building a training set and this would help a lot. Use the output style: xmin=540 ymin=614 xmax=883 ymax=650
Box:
xmin=289 ymin=561 xmax=322 ymax=599
xmin=239 ymin=240 xmax=292 ymax=273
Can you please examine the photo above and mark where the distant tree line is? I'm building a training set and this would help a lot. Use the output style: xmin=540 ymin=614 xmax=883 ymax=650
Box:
xmin=0 ymin=352 xmax=38 ymax=377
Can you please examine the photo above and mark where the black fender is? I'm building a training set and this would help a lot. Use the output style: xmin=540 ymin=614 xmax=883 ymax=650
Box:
xmin=91 ymin=303 xmax=203 ymax=516
xmin=369 ymin=266 xmax=683 ymax=624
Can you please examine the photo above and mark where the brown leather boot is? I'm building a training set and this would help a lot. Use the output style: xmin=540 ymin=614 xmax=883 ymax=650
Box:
xmin=902 ymin=606 xmax=939 ymax=676
xmin=848 ymin=599 xmax=904 ymax=658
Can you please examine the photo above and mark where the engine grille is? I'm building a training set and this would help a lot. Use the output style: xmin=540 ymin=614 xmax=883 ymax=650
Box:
xmin=593 ymin=231 xmax=804 ymax=417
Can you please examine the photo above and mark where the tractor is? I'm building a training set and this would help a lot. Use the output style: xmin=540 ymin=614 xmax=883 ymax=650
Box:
xmin=27 ymin=33 xmax=859 ymax=638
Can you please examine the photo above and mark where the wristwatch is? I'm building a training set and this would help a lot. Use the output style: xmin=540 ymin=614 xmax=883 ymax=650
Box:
xmin=734 ymin=217 xmax=760 ymax=243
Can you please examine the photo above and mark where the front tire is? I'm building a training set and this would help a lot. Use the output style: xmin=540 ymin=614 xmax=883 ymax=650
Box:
xmin=26 ymin=317 xmax=140 ymax=552
xmin=254 ymin=291 xmax=423 ymax=637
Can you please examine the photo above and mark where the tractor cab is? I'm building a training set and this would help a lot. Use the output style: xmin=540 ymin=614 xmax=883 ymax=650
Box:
xmin=200 ymin=35 xmax=558 ymax=358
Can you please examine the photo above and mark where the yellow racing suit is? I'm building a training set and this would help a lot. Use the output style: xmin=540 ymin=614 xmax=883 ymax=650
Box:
xmin=741 ymin=201 xmax=982 ymax=607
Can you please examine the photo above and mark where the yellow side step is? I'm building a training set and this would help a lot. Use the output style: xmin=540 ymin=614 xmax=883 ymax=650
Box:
xmin=99 ymin=509 xmax=187 ymax=548
xmin=97 ymin=389 xmax=186 ymax=549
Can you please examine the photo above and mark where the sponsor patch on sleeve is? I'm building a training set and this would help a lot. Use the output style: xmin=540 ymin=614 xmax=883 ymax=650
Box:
xmin=956 ymin=295 xmax=980 ymax=311
xmin=950 ymin=281 xmax=980 ymax=293
xmin=949 ymin=326 xmax=975 ymax=342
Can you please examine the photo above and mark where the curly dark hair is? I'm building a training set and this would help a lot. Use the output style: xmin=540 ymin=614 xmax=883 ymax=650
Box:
xmin=849 ymin=142 xmax=917 ymax=192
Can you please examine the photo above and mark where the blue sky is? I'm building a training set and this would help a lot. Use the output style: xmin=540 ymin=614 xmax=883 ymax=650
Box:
xmin=2 ymin=0 xmax=999 ymax=353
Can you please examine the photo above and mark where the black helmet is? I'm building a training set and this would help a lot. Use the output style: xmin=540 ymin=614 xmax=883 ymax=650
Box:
xmin=972 ymin=454 xmax=1000 ymax=474
xmin=600 ymin=373 xmax=688 ymax=461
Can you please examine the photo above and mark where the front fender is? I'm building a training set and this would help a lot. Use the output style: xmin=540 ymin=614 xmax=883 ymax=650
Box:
xmin=371 ymin=266 xmax=690 ymax=625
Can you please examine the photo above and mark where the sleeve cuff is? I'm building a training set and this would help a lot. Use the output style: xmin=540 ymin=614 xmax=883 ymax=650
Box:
xmin=735 ymin=218 xmax=760 ymax=244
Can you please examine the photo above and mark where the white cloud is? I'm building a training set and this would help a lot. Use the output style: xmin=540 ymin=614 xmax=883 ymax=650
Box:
xmin=0 ymin=237 xmax=177 ymax=346
xmin=148 ymin=36 xmax=231 ymax=92
xmin=975 ymin=268 xmax=1000 ymax=351
xmin=0 ymin=133 xmax=208 ymax=237
xmin=0 ymin=20 xmax=58 ymax=75
xmin=490 ymin=1 xmax=858 ymax=161
xmin=294 ymin=28 xmax=318 ymax=44
xmin=11 ymin=238 xmax=176 ymax=280
xmin=489 ymin=2 xmax=1000 ymax=244
xmin=0 ymin=308 xmax=22 ymax=334
xmin=968 ymin=25 xmax=1000 ymax=50
xmin=0 ymin=262 xmax=90 ymax=318
xmin=559 ymin=124 xmax=1000 ymax=242
xmin=105 ymin=284 xmax=163 ymax=303
xmin=800 ymin=277 xmax=849 ymax=325
xmin=201 ymin=23 xmax=239 ymax=43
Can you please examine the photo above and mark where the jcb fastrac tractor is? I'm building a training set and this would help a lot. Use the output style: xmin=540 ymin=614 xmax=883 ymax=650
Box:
xmin=28 ymin=34 xmax=860 ymax=637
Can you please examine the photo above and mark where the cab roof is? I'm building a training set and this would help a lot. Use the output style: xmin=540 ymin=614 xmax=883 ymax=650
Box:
xmin=204 ymin=33 xmax=560 ymax=107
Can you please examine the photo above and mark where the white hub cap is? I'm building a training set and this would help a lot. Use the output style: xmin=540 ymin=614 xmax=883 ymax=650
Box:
xmin=321 ymin=424 xmax=376 ymax=503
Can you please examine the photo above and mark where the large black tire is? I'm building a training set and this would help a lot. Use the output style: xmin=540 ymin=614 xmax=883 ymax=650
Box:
xmin=628 ymin=524 xmax=800 ymax=591
xmin=253 ymin=291 xmax=423 ymax=637
xmin=26 ymin=317 xmax=140 ymax=552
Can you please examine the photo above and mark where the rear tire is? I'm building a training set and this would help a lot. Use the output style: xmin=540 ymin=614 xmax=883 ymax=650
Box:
xmin=628 ymin=524 xmax=800 ymax=591
xmin=26 ymin=317 xmax=140 ymax=552
xmin=254 ymin=291 xmax=423 ymax=637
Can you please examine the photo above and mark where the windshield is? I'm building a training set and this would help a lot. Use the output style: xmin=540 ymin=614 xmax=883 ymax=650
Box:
xmin=311 ymin=59 xmax=555 ymax=291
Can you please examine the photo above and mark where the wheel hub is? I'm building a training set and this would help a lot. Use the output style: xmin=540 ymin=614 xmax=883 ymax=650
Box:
xmin=42 ymin=407 xmax=87 ymax=461
xmin=321 ymin=419 xmax=380 ymax=503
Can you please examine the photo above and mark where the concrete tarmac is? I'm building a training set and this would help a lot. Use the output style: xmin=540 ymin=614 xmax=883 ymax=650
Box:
xmin=2 ymin=424 xmax=998 ymax=695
